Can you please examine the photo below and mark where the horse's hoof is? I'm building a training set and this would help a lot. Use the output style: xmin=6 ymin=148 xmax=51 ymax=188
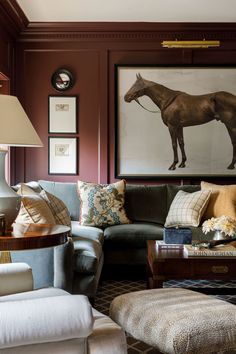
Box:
xmin=168 ymin=165 xmax=176 ymax=171
xmin=227 ymin=164 xmax=235 ymax=170
xmin=178 ymin=163 xmax=186 ymax=168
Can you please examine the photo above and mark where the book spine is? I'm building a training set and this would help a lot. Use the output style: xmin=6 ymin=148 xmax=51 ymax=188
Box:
xmin=186 ymin=250 xmax=236 ymax=257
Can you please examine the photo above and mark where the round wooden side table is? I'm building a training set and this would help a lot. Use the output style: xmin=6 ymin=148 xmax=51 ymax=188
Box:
xmin=0 ymin=223 xmax=70 ymax=256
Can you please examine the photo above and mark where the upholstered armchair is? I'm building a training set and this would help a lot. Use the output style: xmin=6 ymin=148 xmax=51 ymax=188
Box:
xmin=0 ymin=263 xmax=127 ymax=354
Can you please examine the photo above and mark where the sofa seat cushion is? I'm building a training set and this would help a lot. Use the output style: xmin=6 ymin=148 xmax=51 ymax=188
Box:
xmin=104 ymin=223 xmax=163 ymax=248
xmin=71 ymin=221 xmax=104 ymax=244
xmin=73 ymin=238 xmax=103 ymax=274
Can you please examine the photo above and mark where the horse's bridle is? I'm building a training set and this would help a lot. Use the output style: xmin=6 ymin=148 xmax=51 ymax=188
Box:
xmin=134 ymin=98 xmax=160 ymax=113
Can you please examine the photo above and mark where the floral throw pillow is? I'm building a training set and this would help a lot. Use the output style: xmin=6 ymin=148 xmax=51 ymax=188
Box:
xmin=77 ymin=180 xmax=131 ymax=227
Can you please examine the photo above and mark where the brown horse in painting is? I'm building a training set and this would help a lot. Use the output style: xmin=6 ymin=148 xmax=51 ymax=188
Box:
xmin=124 ymin=73 xmax=236 ymax=170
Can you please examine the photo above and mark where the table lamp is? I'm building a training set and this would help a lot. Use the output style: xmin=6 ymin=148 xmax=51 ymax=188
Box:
xmin=0 ymin=94 xmax=43 ymax=230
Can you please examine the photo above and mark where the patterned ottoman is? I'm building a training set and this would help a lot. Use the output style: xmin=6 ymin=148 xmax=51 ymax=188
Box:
xmin=110 ymin=288 xmax=236 ymax=354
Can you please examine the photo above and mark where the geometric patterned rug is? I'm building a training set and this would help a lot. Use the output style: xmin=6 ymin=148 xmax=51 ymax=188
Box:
xmin=94 ymin=279 xmax=236 ymax=354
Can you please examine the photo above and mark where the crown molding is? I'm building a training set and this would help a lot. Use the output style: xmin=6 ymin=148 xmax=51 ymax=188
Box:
xmin=16 ymin=22 xmax=236 ymax=43
xmin=0 ymin=0 xmax=28 ymax=39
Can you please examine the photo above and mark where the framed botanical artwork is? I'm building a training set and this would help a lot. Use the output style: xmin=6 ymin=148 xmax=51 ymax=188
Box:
xmin=115 ymin=65 xmax=236 ymax=179
xmin=48 ymin=137 xmax=78 ymax=175
xmin=48 ymin=95 xmax=78 ymax=133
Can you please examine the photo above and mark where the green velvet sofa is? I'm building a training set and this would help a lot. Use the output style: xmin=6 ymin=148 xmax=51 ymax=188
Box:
xmin=12 ymin=180 xmax=208 ymax=299
xmin=103 ymin=183 xmax=208 ymax=269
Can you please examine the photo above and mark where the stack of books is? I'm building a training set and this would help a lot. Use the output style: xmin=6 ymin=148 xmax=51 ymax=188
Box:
xmin=156 ymin=240 xmax=184 ymax=249
xmin=184 ymin=242 xmax=236 ymax=257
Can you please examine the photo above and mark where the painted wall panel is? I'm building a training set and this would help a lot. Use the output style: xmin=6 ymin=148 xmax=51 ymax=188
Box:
xmin=13 ymin=23 xmax=236 ymax=185
xmin=15 ymin=49 xmax=100 ymax=183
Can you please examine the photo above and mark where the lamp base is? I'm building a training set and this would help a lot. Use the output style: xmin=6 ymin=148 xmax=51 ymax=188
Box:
xmin=0 ymin=150 xmax=21 ymax=229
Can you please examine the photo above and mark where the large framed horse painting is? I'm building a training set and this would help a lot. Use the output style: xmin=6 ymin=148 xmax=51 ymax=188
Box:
xmin=115 ymin=65 xmax=236 ymax=178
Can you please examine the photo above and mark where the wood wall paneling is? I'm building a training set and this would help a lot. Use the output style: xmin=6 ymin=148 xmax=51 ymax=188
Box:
xmin=15 ymin=48 xmax=101 ymax=183
xmin=13 ymin=22 xmax=236 ymax=185
xmin=0 ymin=30 xmax=14 ymax=79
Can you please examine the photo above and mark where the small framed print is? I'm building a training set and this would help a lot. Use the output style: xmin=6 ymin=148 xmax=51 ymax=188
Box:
xmin=48 ymin=95 xmax=78 ymax=133
xmin=48 ymin=137 xmax=78 ymax=175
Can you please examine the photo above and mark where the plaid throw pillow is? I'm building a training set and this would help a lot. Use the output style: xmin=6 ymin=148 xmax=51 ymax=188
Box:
xmin=165 ymin=190 xmax=211 ymax=228
xmin=40 ymin=190 xmax=71 ymax=228
xmin=77 ymin=180 xmax=131 ymax=227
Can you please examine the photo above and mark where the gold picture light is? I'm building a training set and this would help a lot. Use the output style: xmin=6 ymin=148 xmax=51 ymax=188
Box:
xmin=162 ymin=40 xmax=220 ymax=48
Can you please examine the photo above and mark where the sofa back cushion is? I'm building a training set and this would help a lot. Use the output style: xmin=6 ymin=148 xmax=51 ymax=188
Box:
xmin=39 ymin=180 xmax=80 ymax=221
xmin=125 ymin=184 xmax=167 ymax=225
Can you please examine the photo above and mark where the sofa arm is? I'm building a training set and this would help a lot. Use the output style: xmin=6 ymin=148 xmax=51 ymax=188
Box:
xmin=0 ymin=295 xmax=93 ymax=349
xmin=0 ymin=263 xmax=33 ymax=296
xmin=71 ymin=222 xmax=104 ymax=244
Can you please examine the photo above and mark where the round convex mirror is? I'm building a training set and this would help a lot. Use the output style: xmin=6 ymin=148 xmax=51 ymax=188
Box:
xmin=51 ymin=69 xmax=74 ymax=91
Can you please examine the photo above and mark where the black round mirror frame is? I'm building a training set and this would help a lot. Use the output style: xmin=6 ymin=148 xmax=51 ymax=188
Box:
xmin=51 ymin=68 xmax=74 ymax=91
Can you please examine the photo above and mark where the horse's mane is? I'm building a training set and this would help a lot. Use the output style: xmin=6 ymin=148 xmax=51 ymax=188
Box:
xmin=141 ymin=77 xmax=184 ymax=96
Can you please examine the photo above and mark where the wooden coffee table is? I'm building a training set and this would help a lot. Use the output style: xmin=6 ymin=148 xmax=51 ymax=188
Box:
xmin=147 ymin=240 xmax=236 ymax=295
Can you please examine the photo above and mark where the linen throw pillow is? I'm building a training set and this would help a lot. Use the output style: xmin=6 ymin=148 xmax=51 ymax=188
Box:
xmin=15 ymin=194 xmax=56 ymax=224
xmin=77 ymin=180 xmax=131 ymax=227
xmin=201 ymin=181 xmax=236 ymax=219
xmin=16 ymin=183 xmax=71 ymax=227
xmin=165 ymin=190 xmax=211 ymax=228
xmin=16 ymin=183 xmax=56 ymax=224
xmin=17 ymin=183 xmax=39 ymax=196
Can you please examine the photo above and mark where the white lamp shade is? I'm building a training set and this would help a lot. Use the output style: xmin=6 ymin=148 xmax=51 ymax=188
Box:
xmin=0 ymin=94 xmax=43 ymax=229
xmin=0 ymin=95 xmax=43 ymax=147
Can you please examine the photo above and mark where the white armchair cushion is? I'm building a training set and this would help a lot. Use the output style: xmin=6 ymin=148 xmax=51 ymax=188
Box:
xmin=0 ymin=295 xmax=93 ymax=349
xmin=0 ymin=263 xmax=33 ymax=296
xmin=0 ymin=287 xmax=68 ymax=302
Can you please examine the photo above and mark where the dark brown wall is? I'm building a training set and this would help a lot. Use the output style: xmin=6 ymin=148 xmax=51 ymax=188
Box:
xmin=0 ymin=16 xmax=14 ymax=86
xmin=15 ymin=47 xmax=101 ymax=183
xmin=14 ymin=23 xmax=236 ymax=185
xmin=0 ymin=0 xmax=27 ymax=85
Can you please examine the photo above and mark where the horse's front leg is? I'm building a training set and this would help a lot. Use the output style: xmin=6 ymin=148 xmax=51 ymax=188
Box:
xmin=168 ymin=125 xmax=178 ymax=170
xmin=177 ymin=127 xmax=187 ymax=168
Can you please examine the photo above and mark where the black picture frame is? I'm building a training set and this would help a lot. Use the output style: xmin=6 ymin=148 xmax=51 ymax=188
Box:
xmin=115 ymin=64 xmax=236 ymax=179
xmin=48 ymin=95 xmax=78 ymax=134
xmin=48 ymin=136 xmax=78 ymax=175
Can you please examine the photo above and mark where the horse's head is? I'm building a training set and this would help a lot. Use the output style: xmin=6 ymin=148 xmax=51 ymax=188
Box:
xmin=124 ymin=73 xmax=146 ymax=103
